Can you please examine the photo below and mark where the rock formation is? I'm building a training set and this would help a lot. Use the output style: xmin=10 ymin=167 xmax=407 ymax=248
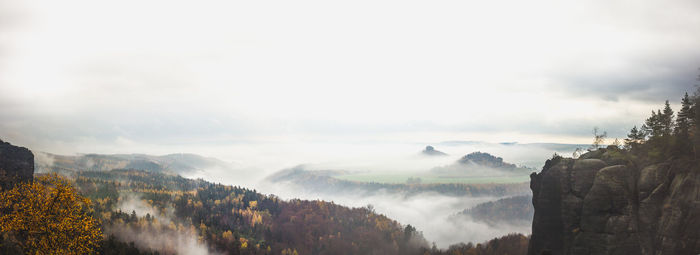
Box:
xmin=0 ymin=139 xmax=34 ymax=190
xmin=422 ymin=145 xmax=448 ymax=156
xmin=528 ymin=147 xmax=700 ymax=255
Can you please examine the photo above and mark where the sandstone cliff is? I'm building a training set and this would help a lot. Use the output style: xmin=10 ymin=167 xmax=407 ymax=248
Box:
xmin=0 ymin=139 xmax=34 ymax=190
xmin=528 ymin=147 xmax=700 ymax=255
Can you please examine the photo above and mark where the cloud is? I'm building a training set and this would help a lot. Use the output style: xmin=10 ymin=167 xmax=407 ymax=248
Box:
xmin=109 ymin=193 xmax=216 ymax=255
xmin=1 ymin=0 xmax=700 ymax=154
xmin=259 ymin=181 xmax=531 ymax=248
xmin=548 ymin=53 xmax=700 ymax=103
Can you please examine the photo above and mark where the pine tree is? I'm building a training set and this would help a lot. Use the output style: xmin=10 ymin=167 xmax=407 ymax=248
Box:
xmin=642 ymin=111 xmax=659 ymax=139
xmin=677 ymin=93 xmax=693 ymax=129
xmin=675 ymin=93 xmax=693 ymax=155
xmin=661 ymin=100 xmax=675 ymax=137
xmin=625 ymin=125 xmax=645 ymax=150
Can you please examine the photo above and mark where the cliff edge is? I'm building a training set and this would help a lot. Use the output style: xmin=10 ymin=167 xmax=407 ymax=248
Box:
xmin=528 ymin=147 xmax=700 ymax=255
xmin=0 ymin=139 xmax=34 ymax=190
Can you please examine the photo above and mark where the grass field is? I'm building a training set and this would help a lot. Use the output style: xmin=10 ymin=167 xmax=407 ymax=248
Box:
xmin=334 ymin=173 xmax=530 ymax=184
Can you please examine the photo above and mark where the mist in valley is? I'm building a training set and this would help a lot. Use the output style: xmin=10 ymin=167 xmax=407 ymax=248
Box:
xmin=111 ymin=193 xmax=215 ymax=255
xmin=176 ymin=141 xmax=577 ymax=248
xmin=183 ymin=141 xmax=581 ymax=184
xmin=30 ymin=140 xmax=577 ymax=248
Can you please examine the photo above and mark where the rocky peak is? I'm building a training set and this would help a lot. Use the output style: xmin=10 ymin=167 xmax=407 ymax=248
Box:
xmin=422 ymin=145 xmax=448 ymax=156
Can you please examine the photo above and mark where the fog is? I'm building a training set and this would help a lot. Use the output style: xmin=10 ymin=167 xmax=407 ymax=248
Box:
xmin=182 ymin=142 xmax=575 ymax=248
xmin=32 ymin=140 xmax=574 ymax=248
xmin=111 ymin=193 xmax=216 ymax=255
xmin=260 ymin=181 xmax=531 ymax=248
xmin=185 ymin=141 xmax=582 ymax=186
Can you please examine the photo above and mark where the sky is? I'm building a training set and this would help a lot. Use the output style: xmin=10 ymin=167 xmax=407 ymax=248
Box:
xmin=1 ymin=0 xmax=700 ymax=157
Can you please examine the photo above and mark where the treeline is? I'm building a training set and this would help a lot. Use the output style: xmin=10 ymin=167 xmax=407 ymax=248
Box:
xmin=622 ymin=89 xmax=700 ymax=163
xmin=432 ymin=233 xmax=529 ymax=255
xmin=454 ymin=195 xmax=533 ymax=226
xmin=457 ymin=152 xmax=519 ymax=170
xmin=73 ymin=169 xmax=429 ymax=255
xmin=269 ymin=168 xmax=530 ymax=197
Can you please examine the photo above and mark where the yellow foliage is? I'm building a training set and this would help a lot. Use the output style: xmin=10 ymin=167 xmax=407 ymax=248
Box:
xmin=222 ymin=230 xmax=233 ymax=241
xmin=0 ymin=174 xmax=102 ymax=254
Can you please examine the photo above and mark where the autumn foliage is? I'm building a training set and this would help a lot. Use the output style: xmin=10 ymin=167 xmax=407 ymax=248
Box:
xmin=0 ymin=174 xmax=102 ymax=254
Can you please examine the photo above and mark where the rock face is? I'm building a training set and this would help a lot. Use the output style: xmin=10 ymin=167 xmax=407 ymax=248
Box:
xmin=528 ymin=148 xmax=700 ymax=255
xmin=0 ymin=139 xmax=34 ymax=190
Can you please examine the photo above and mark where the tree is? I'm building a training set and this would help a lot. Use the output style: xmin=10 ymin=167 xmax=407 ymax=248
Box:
xmin=625 ymin=125 xmax=645 ymax=149
xmin=572 ymin=148 xmax=584 ymax=159
xmin=661 ymin=100 xmax=675 ymax=137
xmin=677 ymin=93 xmax=693 ymax=129
xmin=0 ymin=174 xmax=102 ymax=254
xmin=675 ymin=93 xmax=693 ymax=154
xmin=590 ymin=127 xmax=607 ymax=150
xmin=612 ymin=138 xmax=622 ymax=148
xmin=642 ymin=110 xmax=662 ymax=140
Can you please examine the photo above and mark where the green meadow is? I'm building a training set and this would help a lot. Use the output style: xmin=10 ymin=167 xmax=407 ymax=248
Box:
xmin=334 ymin=172 xmax=531 ymax=184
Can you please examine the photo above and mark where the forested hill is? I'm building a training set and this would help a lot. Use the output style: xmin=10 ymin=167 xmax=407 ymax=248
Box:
xmin=34 ymin=152 xmax=236 ymax=175
xmin=431 ymin=152 xmax=533 ymax=176
xmin=453 ymin=195 xmax=533 ymax=226
xmin=457 ymin=152 xmax=519 ymax=169
xmin=74 ymin=169 xmax=430 ymax=255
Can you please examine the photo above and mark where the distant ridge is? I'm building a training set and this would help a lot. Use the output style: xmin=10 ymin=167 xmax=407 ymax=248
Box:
xmin=432 ymin=151 xmax=532 ymax=176
xmin=34 ymin=152 xmax=235 ymax=175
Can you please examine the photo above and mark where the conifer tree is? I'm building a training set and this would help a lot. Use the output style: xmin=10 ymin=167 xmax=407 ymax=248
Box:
xmin=675 ymin=93 xmax=693 ymax=154
xmin=642 ymin=111 xmax=659 ymax=139
xmin=625 ymin=125 xmax=645 ymax=150
xmin=661 ymin=100 xmax=675 ymax=137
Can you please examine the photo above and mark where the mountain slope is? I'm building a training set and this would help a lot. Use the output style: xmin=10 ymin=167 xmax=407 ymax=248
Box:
xmin=75 ymin=169 xmax=430 ymax=255
xmin=453 ymin=195 xmax=533 ymax=226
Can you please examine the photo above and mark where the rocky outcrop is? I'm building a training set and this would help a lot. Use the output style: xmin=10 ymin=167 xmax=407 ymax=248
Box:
xmin=528 ymin=147 xmax=700 ymax=255
xmin=0 ymin=139 xmax=34 ymax=190
xmin=422 ymin=145 xmax=448 ymax=156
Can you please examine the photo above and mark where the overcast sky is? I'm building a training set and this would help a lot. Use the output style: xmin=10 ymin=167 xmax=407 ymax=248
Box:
xmin=1 ymin=0 xmax=700 ymax=156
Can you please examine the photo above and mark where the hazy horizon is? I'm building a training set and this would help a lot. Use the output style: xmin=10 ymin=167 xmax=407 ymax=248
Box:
xmin=2 ymin=0 xmax=700 ymax=156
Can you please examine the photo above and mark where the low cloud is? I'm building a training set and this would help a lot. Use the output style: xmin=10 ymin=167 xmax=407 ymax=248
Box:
xmin=109 ymin=193 xmax=216 ymax=255
xmin=259 ymin=181 xmax=531 ymax=248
